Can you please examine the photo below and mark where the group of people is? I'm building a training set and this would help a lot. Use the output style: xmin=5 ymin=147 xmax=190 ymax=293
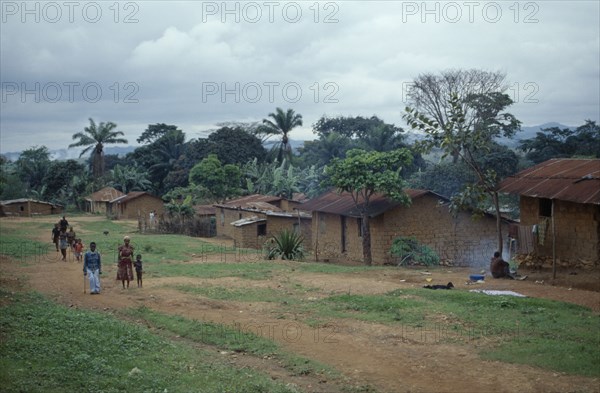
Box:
xmin=116 ymin=236 xmax=144 ymax=289
xmin=52 ymin=216 xmax=83 ymax=262
xmin=83 ymin=235 xmax=144 ymax=295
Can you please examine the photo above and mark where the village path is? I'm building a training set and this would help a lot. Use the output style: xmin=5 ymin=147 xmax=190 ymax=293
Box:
xmin=1 ymin=246 xmax=599 ymax=393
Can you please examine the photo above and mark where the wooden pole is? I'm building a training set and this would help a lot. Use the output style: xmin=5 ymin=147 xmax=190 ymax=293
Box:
xmin=552 ymin=200 xmax=556 ymax=279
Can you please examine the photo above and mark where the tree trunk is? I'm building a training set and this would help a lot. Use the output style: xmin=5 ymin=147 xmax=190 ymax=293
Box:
xmin=361 ymin=212 xmax=372 ymax=265
xmin=492 ymin=191 xmax=503 ymax=255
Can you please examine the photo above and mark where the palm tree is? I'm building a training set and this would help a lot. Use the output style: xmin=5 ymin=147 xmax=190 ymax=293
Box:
xmin=262 ymin=108 xmax=303 ymax=162
xmin=69 ymin=118 xmax=128 ymax=177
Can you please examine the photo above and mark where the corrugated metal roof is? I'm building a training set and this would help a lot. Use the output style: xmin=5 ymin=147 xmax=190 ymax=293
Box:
xmin=231 ymin=216 xmax=266 ymax=227
xmin=215 ymin=194 xmax=284 ymax=212
xmin=266 ymin=210 xmax=312 ymax=219
xmin=299 ymin=189 xmax=447 ymax=218
xmin=497 ymin=159 xmax=600 ymax=204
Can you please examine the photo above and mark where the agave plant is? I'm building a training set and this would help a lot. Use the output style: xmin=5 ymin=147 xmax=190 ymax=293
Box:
xmin=266 ymin=229 xmax=305 ymax=261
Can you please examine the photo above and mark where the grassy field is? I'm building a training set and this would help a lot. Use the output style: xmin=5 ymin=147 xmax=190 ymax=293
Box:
xmin=1 ymin=215 xmax=599 ymax=391
xmin=0 ymin=291 xmax=298 ymax=393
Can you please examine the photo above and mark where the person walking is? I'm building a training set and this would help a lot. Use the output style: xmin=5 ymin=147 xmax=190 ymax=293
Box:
xmin=59 ymin=216 xmax=69 ymax=232
xmin=51 ymin=223 xmax=60 ymax=252
xmin=73 ymin=239 xmax=84 ymax=262
xmin=83 ymin=242 xmax=102 ymax=294
xmin=59 ymin=229 xmax=69 ymax=261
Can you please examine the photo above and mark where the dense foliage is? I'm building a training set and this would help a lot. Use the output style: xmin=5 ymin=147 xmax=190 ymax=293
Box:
xmin=389 ymin=236 xmax=440 ymax=266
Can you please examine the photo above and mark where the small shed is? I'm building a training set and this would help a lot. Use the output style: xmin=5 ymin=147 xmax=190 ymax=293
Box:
xmin=498 ymin=158 xmax=600 ymax=268
xmin=0 ymin=198 xmax=63 ymax=217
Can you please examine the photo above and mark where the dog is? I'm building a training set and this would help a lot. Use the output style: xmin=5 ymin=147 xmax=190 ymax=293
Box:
xmin=423 ymin=282 xmax=454 ymax=290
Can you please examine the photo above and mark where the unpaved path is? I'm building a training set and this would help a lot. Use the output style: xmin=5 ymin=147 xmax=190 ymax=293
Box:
xmin=2 ymin=249 xmax=599 ymax=393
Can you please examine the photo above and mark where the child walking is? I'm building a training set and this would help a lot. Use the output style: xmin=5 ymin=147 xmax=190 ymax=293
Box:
xmin=73 ymin=239 xmax=84 ymax=262
xmin=134 ymin=254 xmax=143 ymax=288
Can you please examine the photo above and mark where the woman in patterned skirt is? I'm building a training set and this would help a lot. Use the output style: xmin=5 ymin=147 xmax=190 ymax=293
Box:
xmin=117 ymin=236 xmax=134 ymax=289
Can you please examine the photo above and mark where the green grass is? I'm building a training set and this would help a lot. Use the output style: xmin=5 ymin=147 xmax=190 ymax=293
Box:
xmin=0 ymin=220 xmax=52 ymax=260
xmin=310 ymin=288 xmax=600 ymax=377
xmin=125 ymin=306 xmax=337 ymax=378
xmin=0 ymin=291 xmax=299 ymax=393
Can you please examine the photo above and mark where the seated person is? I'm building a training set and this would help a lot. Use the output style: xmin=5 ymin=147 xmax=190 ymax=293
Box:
xmin=490 ymin=251 xmax=514 ymax=279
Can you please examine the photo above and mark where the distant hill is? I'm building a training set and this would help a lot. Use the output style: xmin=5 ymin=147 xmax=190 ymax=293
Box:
xmin=497 ymin=122 xmax=575 ymax=148
xmin=2 ymin=145 xmax=138 ymax=161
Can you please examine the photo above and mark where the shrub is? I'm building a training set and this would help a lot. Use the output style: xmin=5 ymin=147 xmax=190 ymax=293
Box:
xmin=266 ymin=229 xmax=305 ymax=261
xmin=389 ymin=236 xmax=439 ymax=266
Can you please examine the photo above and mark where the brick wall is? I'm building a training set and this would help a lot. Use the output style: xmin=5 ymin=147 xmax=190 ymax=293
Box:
xmin=520 ymin=196 xmax=600 ymax=266
xmin=118 ymin=196 xmax=164 ymax=219
xmin=312 ymin=212 xmax=364 ymax=263
xmin=233 ymin=223 xmax=266 ymax=249
xmin=311 ymin=195 xmax=505 ymax=266
xmin=372 ymin=196 xmax=502 ymax=266
xmin=216 ymin=208 xmax=265 ymax=238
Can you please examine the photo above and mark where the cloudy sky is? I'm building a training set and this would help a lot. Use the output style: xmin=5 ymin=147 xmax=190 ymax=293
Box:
xmin=1 ymin=0 xmax=599 ymax=154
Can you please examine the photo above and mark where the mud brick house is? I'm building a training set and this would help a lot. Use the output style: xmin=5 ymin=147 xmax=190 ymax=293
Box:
xmin=85 ymin=187 xmax=124 ymax=214
xmin=498 ymin=158 xmax=600 ymax=268
xmin=109 ymin=192 xmax=165 ymax=220
xmin=300 ymin=189 xmax=508 ymax=266
xmin=0 ymin=198 xmax=63 ymax=217
xmin=214 ymin=194 xmax=311 ymax=249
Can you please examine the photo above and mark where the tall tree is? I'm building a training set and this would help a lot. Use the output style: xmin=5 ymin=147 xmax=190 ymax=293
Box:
xmin=325 ymin=149 xmax=413 ymax=265
xmin=42 ymin=159 xmax=86 ymax=201
xmin=69 ymin=118 xmax=128 ymax=177
xmin=313 ymin=115 xmax=391 ymax=139
xmin=297 ymin=132 xmax=357 ymax=168
xmin=189 ymin=154 xmax=241 ymax=202
xmin=15 ymin=146 xmax=51 ymax=192
xmin=404 ymin=92 xmax=521 ymax=254
xmin=137 ymin=123 xmax=181 ymax=145
xmin=262 ymin=108 xmax=303 ymax=162
xmin=205 ymin=126 xmax=267 ymax=165
xmin=407 ymin=69 xmax=508 ymax=162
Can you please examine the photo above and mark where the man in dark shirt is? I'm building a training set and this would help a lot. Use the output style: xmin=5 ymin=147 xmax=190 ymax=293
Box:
xmin=59 ymin=216 xmax=69 ymax=232
xmin=490 ymin=251 xmax=514 ymax=279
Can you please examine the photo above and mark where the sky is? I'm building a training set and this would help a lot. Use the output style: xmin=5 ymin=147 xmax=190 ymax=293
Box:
xmin=1 ymin=0 xmax=599 ymax=154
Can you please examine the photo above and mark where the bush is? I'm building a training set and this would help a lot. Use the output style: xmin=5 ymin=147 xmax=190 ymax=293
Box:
xmin=266 ymin=229 xmax=305 ymax=261
xmin=389 ymin=236 xmax=439 ymax=267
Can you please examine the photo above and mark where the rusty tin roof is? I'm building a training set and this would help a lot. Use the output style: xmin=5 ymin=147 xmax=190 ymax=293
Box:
xmin=497 ymin=158 xmax=600 ymax=204
xmin=299 ymin=189 xmax=447 ymax=218
xmin=214 ymin=194 xmax=284 ymax=212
